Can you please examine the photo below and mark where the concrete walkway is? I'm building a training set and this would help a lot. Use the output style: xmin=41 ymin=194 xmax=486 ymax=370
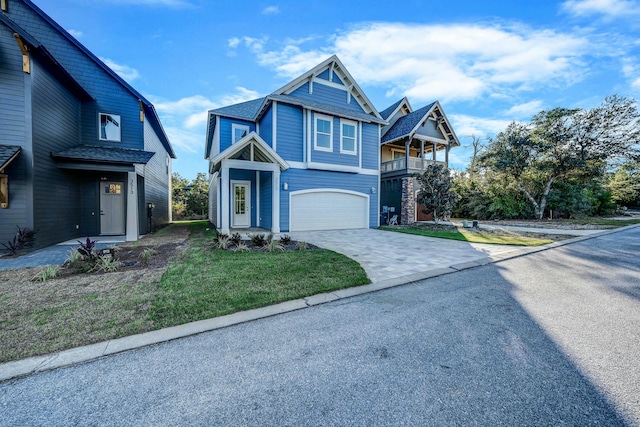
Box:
xmin=2 ymin=224 xmax=639 ymax=383
xmin=0 ymin=236 xmax=125 ymax=271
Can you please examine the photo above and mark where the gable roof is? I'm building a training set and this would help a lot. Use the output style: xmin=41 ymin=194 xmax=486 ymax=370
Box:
xmin=380 ymin=97 xmax=413 ymax=121
xmin=381 ymin=101 xmax=460 ymax=147
xmin=16 ymin=0 xmax=175 ymax=158
xmin=209 ymin=132 xmax=289 ymax=173
xmin=0 ymin=12 xmax=92 ymax=101
xmin=268 ymin=94 xmax=387 ymax=124
xmin=272 ymin=55 xmax=383 ymax=121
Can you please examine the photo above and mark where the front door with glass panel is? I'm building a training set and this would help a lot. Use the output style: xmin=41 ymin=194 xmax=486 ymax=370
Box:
xmin=232 ymin=181 xmax=251 ymax=228
xmin=100 ymin=181 xmax=125 ymax=235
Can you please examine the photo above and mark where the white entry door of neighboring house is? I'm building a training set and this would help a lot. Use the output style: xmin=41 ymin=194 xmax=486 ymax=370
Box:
xmin=100 ymin=181 xmax=125 ymax=235
xmin=232 ymin=181 xmax=251 ymax=228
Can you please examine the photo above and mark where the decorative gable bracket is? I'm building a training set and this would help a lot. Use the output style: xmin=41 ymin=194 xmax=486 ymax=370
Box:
xmin=1 ymin=0 xmax=7 ymax=12
xmin=13 ymin=34 xmax=30 ymax=73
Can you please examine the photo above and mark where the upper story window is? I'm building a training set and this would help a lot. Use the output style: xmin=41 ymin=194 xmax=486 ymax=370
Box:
xmin=99 ymin=113 xmax=121 ymax=142
xmin=232 ymin=124 xmax=250 ymax=144
xmin=340 ymin=119 xmax=357 ymax=155
xmin=314 ymin=114 xmax=333 ymax=152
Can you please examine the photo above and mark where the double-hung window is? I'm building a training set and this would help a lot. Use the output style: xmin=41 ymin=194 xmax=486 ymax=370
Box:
xmin=340 ymin=119 xmax=357 ymax=155
xmin=232 ymin=124 xmax=250 ymax=144
xmin=314 ymin=114 xmax=333 ymax=152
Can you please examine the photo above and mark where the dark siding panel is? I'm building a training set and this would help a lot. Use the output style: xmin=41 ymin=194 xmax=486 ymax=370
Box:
xmin=31 ymin=60 xmax=83 ymax=248
xmin=79 ymin=177 xmax=99 ymax=236
xmin=259 ymin=108 xmax=273 ymax=147
xmin=0 ymin=25 xmax=30 ymax=249
xmin=143 ymin=120 xmax=171 ymax=226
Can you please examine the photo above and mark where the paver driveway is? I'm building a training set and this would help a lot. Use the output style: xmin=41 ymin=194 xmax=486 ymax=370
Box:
xmin=289 ymin=228 xmax=517 ymax=283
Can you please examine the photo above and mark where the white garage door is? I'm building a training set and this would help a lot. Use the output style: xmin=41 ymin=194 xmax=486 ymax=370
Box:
xmin=290 ymin=190 xmax=369 ymax=231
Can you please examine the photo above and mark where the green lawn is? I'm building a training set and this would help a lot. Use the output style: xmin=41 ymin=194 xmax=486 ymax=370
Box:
xmin=150 ymin=223 xmax=369 ymax=327
xmin=379 ymin=226 xmax=554 ymax=246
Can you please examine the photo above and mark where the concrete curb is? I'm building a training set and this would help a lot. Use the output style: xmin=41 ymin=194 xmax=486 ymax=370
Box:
xmin=2 ymin=222 xmax=639 ymax=383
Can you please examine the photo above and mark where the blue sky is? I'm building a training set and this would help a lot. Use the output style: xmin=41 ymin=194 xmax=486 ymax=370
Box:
xmin=35 ymin=0 xmax=640 ymax=180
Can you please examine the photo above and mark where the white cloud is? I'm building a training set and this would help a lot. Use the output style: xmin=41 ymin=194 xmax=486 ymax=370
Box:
xmin=100 ymin=58 xmax=140 ymax=83
xmin=238 ymin=22 xmax=592 ymax=104
xmin=148 ymin=88 xmax=261 ymax=153
xmin=262 ymin=6 xmax=280 ymax=15
xmin=504 ymin=100 xmax=544 ymax=118
xmin=67 ymin=29 xmax=83 ymax=39
xmin=561 ymin=0 xmax=640 ymax=18
xmin=449 ymin=114 xmax=514 ymax=138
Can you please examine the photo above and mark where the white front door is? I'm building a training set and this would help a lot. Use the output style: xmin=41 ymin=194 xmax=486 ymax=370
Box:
xmin=232 ymin=181 xmax=251 ymax=228
xmin=100 ymin=181 xmax=125 ymax=235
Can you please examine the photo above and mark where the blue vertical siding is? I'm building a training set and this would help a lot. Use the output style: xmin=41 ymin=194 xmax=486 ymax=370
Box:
xmin=290 ymin=82 xmax=365 ymax=113
xmin=275 ymin=104 xmax=303 ymax=162
xmin=259 ymin=108 xmax=273 ymax=147
xmin=259 ymin=171 xmax=272 ymax=229
xmin=279 ymin=169 xmax=378 ymax=232
xmin=362 ymin=123 xmax=380 ymax=170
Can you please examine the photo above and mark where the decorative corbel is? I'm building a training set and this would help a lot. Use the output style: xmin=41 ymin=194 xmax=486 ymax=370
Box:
xmin=0 ymin=174 xmax=8 ymax=209
xmin=1 ymin=0 xmax=8 ymax=12
xmin=13 ymin=34 xmax=30 ymax=73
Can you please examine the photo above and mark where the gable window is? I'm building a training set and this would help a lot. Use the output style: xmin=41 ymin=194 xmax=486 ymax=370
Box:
xmin=232 ymin=124 xmax=250 ymax=144
xmin=99 ymin=113 xmax=121 ymax=142
xmin=314 ymin=114 xmax=333 ymax=152
xmin=340 ymin=119 xmax=357 ymax=155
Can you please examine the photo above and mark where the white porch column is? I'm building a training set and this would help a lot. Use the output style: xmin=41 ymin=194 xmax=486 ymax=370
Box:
xmin=420 ymin=140 xmax=425 ymax=170
xmin=272 ymin=170 xmax=280 ymax=233
xmin=432 ymin=142 xmax=437 ymax=162
xmin=445 ymin=144 xmax=450 ymax=165
xmin=126 ymin=171 xmax=138 ymax=242
xmin=221 ymin=163 xmax=230 ymax=234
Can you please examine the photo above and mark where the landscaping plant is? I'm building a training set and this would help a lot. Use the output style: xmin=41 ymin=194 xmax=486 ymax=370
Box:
xmin=2 ymin=226 xmax=37 ymax=256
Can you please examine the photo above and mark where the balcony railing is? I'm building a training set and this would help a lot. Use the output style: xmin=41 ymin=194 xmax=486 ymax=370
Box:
xmin=381 ymin=157 xmax=446 ymax=173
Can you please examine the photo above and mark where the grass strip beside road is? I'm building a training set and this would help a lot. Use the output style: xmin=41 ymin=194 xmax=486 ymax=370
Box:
xmin=0 ymin=222 xmax=369 ymax=363
xmin=380 ymin=226 xmax=553 ymax=246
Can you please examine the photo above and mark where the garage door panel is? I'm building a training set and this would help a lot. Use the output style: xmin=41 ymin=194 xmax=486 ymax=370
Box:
xmin=291 ymin=191 xmax=368 ymax=231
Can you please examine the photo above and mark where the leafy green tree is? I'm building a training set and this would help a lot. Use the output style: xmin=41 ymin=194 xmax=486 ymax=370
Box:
xmin=608 ymin=167 xmax=640 ymax=206
xmin=480 ymin=96 xmax=640 ymax=218
xmin=415 ymin=164 xmax=458 ymax=223
xmin=185 ymin=172 xmax=208 ymax=217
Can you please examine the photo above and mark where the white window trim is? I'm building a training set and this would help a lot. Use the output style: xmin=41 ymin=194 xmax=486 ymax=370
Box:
xmin=232 ymin=124 xmax=250 ymax=144
xmin=340 ymin=119 xmax=357 ymax=155
xmin=314 ymin=113 xmax=333 ymax=152
xmin=98 ymin=113 xmax=121 ymax=142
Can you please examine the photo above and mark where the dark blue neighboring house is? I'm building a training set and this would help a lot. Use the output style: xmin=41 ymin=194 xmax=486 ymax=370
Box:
xmin=0 ymin=0 xmax=176 ymax=252
xmin=204 ymin=55 xmax=460 ymax=232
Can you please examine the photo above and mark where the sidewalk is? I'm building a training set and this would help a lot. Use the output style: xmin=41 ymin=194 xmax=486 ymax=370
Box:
xmin=1 ymin=223 xmax=639 ymax=383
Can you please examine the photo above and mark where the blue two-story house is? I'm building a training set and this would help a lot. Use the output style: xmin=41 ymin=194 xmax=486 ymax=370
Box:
xmin=205 ymin=55 xmax=385 ymax=233
xmin=0 ymin=0 xmax=175 ymax=251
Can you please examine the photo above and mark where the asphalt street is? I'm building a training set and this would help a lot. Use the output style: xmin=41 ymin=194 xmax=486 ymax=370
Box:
xmin=0 ymin=228 xmax=638 ymax=426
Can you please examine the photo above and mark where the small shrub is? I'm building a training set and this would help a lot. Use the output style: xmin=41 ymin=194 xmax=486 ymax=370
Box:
xmin=2 ymin=226 xmax=37 ymax=256
xmin=77 ymin=237 xmax=98 ymax=260
xmin=280 ymin=235 xmax=292 ymax=245
xmin=230 ymin=232 xmax=242 ymax=245
xmin=139 ymin=248 xmax=156 ymax=264
xmin=296 ymin=241 xmax=309 ymax=251
xmin=216 ymin=234 xmax=231 ymax=250
xmin=65 ymin=248 xmax=84 ymax=267
xmin=266 ymin=233 xmax=274 ymax=243
xmin=234 ymin=242 xmax=250 ymax=253
xmin=92 ymin=257 xmax=121 ymax=273
xmin=250 ymin=233 xmax=266 ymax=246
xmin=32 ymin=265 xmax=59 ymax=282
xmin=262 ymin=239 xmax=285 ymax=252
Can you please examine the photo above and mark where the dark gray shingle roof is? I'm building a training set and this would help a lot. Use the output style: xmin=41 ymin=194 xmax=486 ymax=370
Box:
xmin=0 ymin=145 xmax=21 ymax=171
xmin=52 ymin=145 xmax=155 ymax=165
xmin=210 ymin=98 xmax=266 ymax=120
xmin=381 ymin=102 xmax=436 ymax=143
xmin=380 ymin=99 xmax=404 ymax=120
